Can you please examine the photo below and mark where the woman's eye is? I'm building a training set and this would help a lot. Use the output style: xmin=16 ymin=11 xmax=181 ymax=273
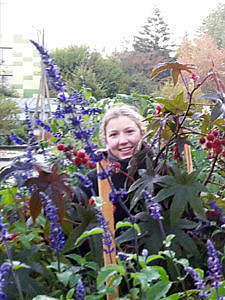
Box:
xmin=127 ymin=130 xmax=134 ymax=134
xmin=109 ymin=133 xmax=117 ymax=137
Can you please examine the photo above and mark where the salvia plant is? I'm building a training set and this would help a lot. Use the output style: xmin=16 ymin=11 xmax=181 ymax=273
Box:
xmin=0 ymin=40 xmax=224 ymax=300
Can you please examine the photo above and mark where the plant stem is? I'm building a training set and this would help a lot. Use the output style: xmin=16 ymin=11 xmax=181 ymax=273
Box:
xmin=4 ymin=238 xmax=24 ymax=300
xmin=204 ymin=155 xmax=218 ymax=186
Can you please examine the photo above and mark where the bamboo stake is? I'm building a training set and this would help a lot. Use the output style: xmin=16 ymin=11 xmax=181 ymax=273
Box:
xmin=184 ymin=144 xmax=193 ymax=174
xmin=97 ymin=158 xmax=119 ymax=300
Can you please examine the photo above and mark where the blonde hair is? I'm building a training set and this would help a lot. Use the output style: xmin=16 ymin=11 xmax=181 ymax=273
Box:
xmin=100 ymin=104 xmax=146 ymax=146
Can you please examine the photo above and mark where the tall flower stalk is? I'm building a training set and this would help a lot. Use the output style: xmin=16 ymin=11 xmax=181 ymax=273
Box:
xmin=39 ymin=192 xmax=65 ymax=271
xmin=207 ymin=239 xmax=223 ymax=299
xmin=0 ymin=214 xmax=23 ymax=300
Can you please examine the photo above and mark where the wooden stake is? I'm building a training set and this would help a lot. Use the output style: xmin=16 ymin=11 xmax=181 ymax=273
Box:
xmin=184 ymin=144 xmax=193 ymax=174
xmin=97 ymin=158 xmax=119 ymax=300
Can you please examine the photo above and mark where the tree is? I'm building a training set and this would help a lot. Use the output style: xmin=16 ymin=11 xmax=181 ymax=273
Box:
xmin=51 ymin=46 xmax=129 ymax=99
xmin=133 ymin=6 xmax=175 ymax=59
xmin=177 ymin=33 xmax=225 ymax=92
xmin=114 ymin=50 xmax=163 ymax=95
xmin=202 ymin=3 xmax=225 ymax=49
xmin=0 ymin=96 xmax=21 ymax=141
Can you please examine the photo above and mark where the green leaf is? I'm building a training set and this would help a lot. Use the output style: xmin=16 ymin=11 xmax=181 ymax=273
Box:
xmin=156 ymin=93 xmax=188 ymax=115
xmin=131 ymin=267 xmax=160 ymax=290
xmin=116 ymin=221 xmax=141 ymax=235
xmin=75 ymin=227 xmax=104 ymax=245
xmin=0 ymin=187 xmax=17 ymax=204
xmin=65 ymin=254 xmax=85 ymax=266
xmin=97 ymin=264 xmax=125 ymax=289
xmin=155 ymin=169 xmax=206 ymax=227
xmin=150 ymin=62 xmax=195 ymax=85
xmin=66 ymin=288 xmax=75 ymax=299
xmin=147 ymin=281 xmax=172 ymax=300
xmin=57 ymin=270 xmax=73 ymax=286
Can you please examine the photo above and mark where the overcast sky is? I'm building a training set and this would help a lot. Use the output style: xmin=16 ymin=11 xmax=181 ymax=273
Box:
xmin=1 ymin=0 xmax=225 ymax=54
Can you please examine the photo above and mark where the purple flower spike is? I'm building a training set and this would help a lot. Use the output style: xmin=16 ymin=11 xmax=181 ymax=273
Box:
xmin=207 ymin=239 xmax=222 ymax=289
xmin=40 ymin=192 xmax=65 ymax=254
xmin=184 ymin=267 xmax=209 ymax=298
xmin=142 ymin=190 xmax=163 ymax=220
xmin=0 ymin=262 xmax=11 ymax=299
xmin=95 ymin=209 xmax=114 ymax=255
xmin=76 ymin=279 xmax=86 ymax=300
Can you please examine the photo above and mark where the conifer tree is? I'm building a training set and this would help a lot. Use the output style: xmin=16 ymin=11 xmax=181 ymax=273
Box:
xmin=133 ymin=6 xmax=174 ymax=60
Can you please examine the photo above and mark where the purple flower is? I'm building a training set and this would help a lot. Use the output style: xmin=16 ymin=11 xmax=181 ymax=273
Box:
xmin=0 ymin=215 xmax=8 ymax=240
xmin=184 ymin=267 xmax=209 ymax=298
xmin=118 ymin=252 xmax=128 ymax=263
xmin=0 ymin=262 xmax=11 ymax=299
xmin=207 ymin=239 xmax=222 ymax=289
xmin=109 ymin=188 xmax=127 ymax=204
xmin=209 ymin=200 xmax=225 ymax=224
xmin=40 ymin=192 xmax=65 ymax=254
xmin=74 ymin=173 xmax=93 ymax=189
xmin=142 ymin=249 xmax=148 ymax=261
xmin=24 ymin=103 xmax=39 ymax=163
xmin=76 ymin=279 xmax=85 ymax=300
xmin=9 ymin=134 xmax=25 ymax=145
xmin=30 ymin=40 xmax=67 ymax=94
xmin=142 ymin=190 xmax=163 ymax=220
xmin=35 ymin=119 xmax=53 ymax=133
xmin=95 ymin=209 xmax=114 ymax=254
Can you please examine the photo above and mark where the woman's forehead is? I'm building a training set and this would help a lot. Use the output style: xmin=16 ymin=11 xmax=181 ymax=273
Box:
xmin=106 ymin=116 xmax=138 ymax=131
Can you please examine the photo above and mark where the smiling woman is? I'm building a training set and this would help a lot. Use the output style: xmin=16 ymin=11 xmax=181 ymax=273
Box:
xmin=74 ymin=104 xmax=153 ymax=223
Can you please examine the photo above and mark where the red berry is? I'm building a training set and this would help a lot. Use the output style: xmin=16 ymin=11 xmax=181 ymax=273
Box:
xmin=178 ymin=156 xmax=183 ymax=162
xmin=113 ymin=162 xmax=121 ymax=169
xmin=214 ymin=146 xmax=222 ymax=155
xmin=212 ymin=129 xmax=219 ymax=137
xmin=206 ymin=142 xmax=213 ymax=149
xmin=77 ymin=151 xmax=86 ymax=158
xmin=206 ymin=134 xmax=214 ymax=141
xmin=199 ymin=137 xmax=206 ymax=144
xmin=173 ymin=145 xmax=178 ymax=153
xmin=73 ymin=157 xmax=82 ymax=166
xmin=156 ymin=105 xmax=162 ymax=112
xmin=86 ymin=161 xmax=95 ymax=169
xmin=89 ymin=198 xmax=95 ymax=208
xmin=222 ymin=151 xmax=225 ymax=158
xmin=207 ymin=152 xmax=213 ymax=159
xmin=82 ymin=156 xmax=89 ymax=164
xmin=156 ymin=113 xmax=161 ymax=117
xmin=212 ymin=139 xmax=221 ymax=148
xmin=57 ymin=144 xmax=65 ymax=151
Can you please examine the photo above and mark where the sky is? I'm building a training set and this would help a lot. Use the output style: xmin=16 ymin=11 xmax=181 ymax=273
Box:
xmin=1 ymin=0 xmax=225 ymax=55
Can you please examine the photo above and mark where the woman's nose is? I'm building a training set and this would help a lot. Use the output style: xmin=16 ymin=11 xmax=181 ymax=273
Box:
xmin=118 ymin=133 xmax=128 ymax=144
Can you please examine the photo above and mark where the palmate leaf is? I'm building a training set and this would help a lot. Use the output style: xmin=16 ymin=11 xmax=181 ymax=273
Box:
xmin=24 ymin=163 xmax=72 ymax=222
xmin=150 ymin=62 xmax=195 ymax=86
xmin=156 ymin=92 xmax=188 ymax=115
xmin=155 ymin=169 xmax=207 ymax=227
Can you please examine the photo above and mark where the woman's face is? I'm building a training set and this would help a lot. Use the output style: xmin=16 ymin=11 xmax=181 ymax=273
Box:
xmin=105 ymin=116 xmax=144 ymax=160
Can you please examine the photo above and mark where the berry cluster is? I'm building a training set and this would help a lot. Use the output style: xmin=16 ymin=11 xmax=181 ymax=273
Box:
xmin=155 ymin=105 xmax=162 ymax=117
xmin=172 ymin=144 xmax=183 ymax=161
xmin=199 ymin=129 xmax=225 ymax=159
xmin=56 ymin=143 xmax=95 ymax=168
